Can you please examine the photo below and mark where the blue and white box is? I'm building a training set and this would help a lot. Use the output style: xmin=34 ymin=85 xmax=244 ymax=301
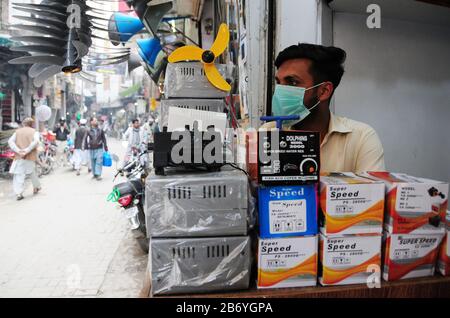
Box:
xmin=258 ymin=185 xmax=318 ymax=238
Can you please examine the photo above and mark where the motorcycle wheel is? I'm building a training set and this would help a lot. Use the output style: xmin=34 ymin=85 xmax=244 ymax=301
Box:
xmin=135 ymin=204 xmax=148 ymax=254
xmin=0 ymin=159 xmax=13 ymax=179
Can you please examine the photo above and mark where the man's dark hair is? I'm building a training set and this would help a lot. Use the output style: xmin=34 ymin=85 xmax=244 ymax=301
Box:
xmin=275 ymin=43 xmax=346 ymax=90
xmin=132 ymin=119 xmax=139 ymax=124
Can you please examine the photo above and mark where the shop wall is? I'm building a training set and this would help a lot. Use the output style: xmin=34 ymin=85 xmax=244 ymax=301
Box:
xmin=332 ymin=12 xmax=450 ymax=184
xmin=275 ymin=0 xmax=319 ymax=55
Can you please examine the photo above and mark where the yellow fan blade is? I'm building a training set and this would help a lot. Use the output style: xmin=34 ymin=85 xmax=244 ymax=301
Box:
xmin=204 ymin=63 xmax=231 ymax=92
xmin=168 ymin=45 xmax=203 ymax=63
xmin=210 ymin=23 xmax=229 ymax=57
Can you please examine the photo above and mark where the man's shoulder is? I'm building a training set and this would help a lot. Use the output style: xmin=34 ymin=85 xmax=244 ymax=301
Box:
xmin=335 ymin=115 xmax=378 ymax=136
xmin=18 ymin=126 xmax=35 ymax=134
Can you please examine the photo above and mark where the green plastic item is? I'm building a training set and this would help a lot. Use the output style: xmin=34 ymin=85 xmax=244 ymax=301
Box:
xmin=0 ymin=92 xmax=6 ymax=101
xmin=107 ymin=187 xmax=121 ymax=203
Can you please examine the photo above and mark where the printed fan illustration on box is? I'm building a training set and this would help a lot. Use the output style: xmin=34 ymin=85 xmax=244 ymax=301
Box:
xmin=168 ymin=23 xmax=231 ymax=92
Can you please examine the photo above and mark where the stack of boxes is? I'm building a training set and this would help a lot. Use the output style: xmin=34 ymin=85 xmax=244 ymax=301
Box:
xmin=257 ymin=185 xmax=319 ymax=288
xmin=256 ymin=130 xmax=320 ymax=289
xmin=146 ymin=62 xmax=253 ymax=296
xmin=318 ymin=173 xmax=385 ymax=286
xmin=362 ymin=172 xmax=448 ymax=281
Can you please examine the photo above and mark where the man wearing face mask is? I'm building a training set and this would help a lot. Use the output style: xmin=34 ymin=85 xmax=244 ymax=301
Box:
xmin=265 ymin=43 xmax=385 ymax=173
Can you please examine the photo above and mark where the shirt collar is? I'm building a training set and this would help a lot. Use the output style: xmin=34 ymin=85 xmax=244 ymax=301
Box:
xmin=328 ymin=112 xmax=352 ymax=134
xmin=321 ymin=113 xmax=352 ymax=147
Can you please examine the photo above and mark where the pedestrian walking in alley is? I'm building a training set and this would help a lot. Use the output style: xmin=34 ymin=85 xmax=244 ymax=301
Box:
xmin=7 ymin=118 xmax=41 ymax=201
xmin=143 ymin=116 xmax=157 ymax=143
xmin=72 ymin=119 xmax=89 ymax=176
xmin=85 ymin=117 xmax=108 ymax=181
xmin=53 ymin=118 xmax=70 ymax=167
xmin=123 ymin=119 xmax=148 ymax=164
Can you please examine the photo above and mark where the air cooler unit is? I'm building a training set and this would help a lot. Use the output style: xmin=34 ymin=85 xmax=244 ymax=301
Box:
xmin=150 ymin=236 xmax=251 ymax=295
xmin=145 ymin=169 xmax=250 ymax=238
xmin=164 ymin=62 xmax=229 ymax=99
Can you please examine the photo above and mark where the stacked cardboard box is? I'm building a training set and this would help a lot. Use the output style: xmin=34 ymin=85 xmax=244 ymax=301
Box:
xmin=362 ymin=172 xmax=448 ymax=281
xmin=257 ymin=185 xmax=319 ymax=288
xmin=318 ymin=173 xmax=385 ymax=286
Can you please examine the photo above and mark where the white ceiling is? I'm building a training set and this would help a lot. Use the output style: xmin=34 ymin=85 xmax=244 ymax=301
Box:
xmin=329 ymin=0 xmax=450 ymax=27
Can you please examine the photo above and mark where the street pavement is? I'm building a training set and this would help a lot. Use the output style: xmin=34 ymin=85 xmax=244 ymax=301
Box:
xmin=0 ymin=138 xmax=148 ymax=298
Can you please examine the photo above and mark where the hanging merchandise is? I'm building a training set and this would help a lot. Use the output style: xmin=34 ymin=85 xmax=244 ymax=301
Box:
xmin=137 ymin=38 xmax=164 ymax=68
xmin=7 ymin=1 xmax=108 ymax=87
xmin=35 ymin=104 xmax=52 ymax=122
xmin=136 ymin=37 xmax=167 ymax=85
xmin=108 ymin=13 xmax=145 ymax=45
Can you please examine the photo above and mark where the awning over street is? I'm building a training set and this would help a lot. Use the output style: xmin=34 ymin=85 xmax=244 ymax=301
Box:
xmin=119 ymin=84 xmax=141 ymax=98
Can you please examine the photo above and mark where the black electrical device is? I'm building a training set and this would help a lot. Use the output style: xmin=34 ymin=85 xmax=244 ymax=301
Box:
xmin=257 ymin=130 xmax=320 ymax=185
xmin=153 ymin=122 xmax=225 ymax=176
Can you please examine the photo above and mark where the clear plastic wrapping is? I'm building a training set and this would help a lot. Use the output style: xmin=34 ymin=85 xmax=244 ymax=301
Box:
xmin=145 ymin=168 xmax=255 ymax=238
xmin=160 ymin=98 xmax=226 ymax=128
xmin=164 ymin=62 xmax=230 ymax=99
xmin=150 ymin=236 xmax=251 ymax=295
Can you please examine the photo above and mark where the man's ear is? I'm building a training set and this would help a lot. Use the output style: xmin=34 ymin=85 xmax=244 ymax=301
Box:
xmin=318 ymin=82 xmax=334 ymax=102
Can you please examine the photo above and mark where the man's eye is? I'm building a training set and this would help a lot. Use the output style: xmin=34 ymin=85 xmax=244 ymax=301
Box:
xmin=287 ymin=80 xmax=298 ymax=86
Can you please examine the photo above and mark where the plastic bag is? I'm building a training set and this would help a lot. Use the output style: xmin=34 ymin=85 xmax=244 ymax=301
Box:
xmin=103 ymin=151 xmax=112 ymax=167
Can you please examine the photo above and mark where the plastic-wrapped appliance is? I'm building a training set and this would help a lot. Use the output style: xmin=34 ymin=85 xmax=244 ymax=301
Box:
xmin=145 ymin=168 xmax=254 ymax=238
xmin=150 ymin=236 xmax=252 ymax=295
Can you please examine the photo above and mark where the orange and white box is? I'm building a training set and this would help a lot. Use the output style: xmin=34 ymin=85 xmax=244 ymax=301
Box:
xmin=382 ymin=231 xmax=444 ymax=281
xmin=319 ymin=233 xmax=381 ymax=286
xmin=257 ymin=236 xmax=318 ymax=289
xmin=438 ymin=211 xmax=450 ymax=276
xmin=319 ymin=173 xmax=385 ymax=235
xmin=361 ymin=172 xmax=448 ymax=234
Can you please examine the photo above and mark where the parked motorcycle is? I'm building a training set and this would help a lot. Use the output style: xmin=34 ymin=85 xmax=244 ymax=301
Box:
xmin=36 ymin=134 xmax=57 ymax=177
xmin=109 ymin=151 xmax=149 ymax=253
xmin=0 ymin=146 xmax=15 ymax=178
